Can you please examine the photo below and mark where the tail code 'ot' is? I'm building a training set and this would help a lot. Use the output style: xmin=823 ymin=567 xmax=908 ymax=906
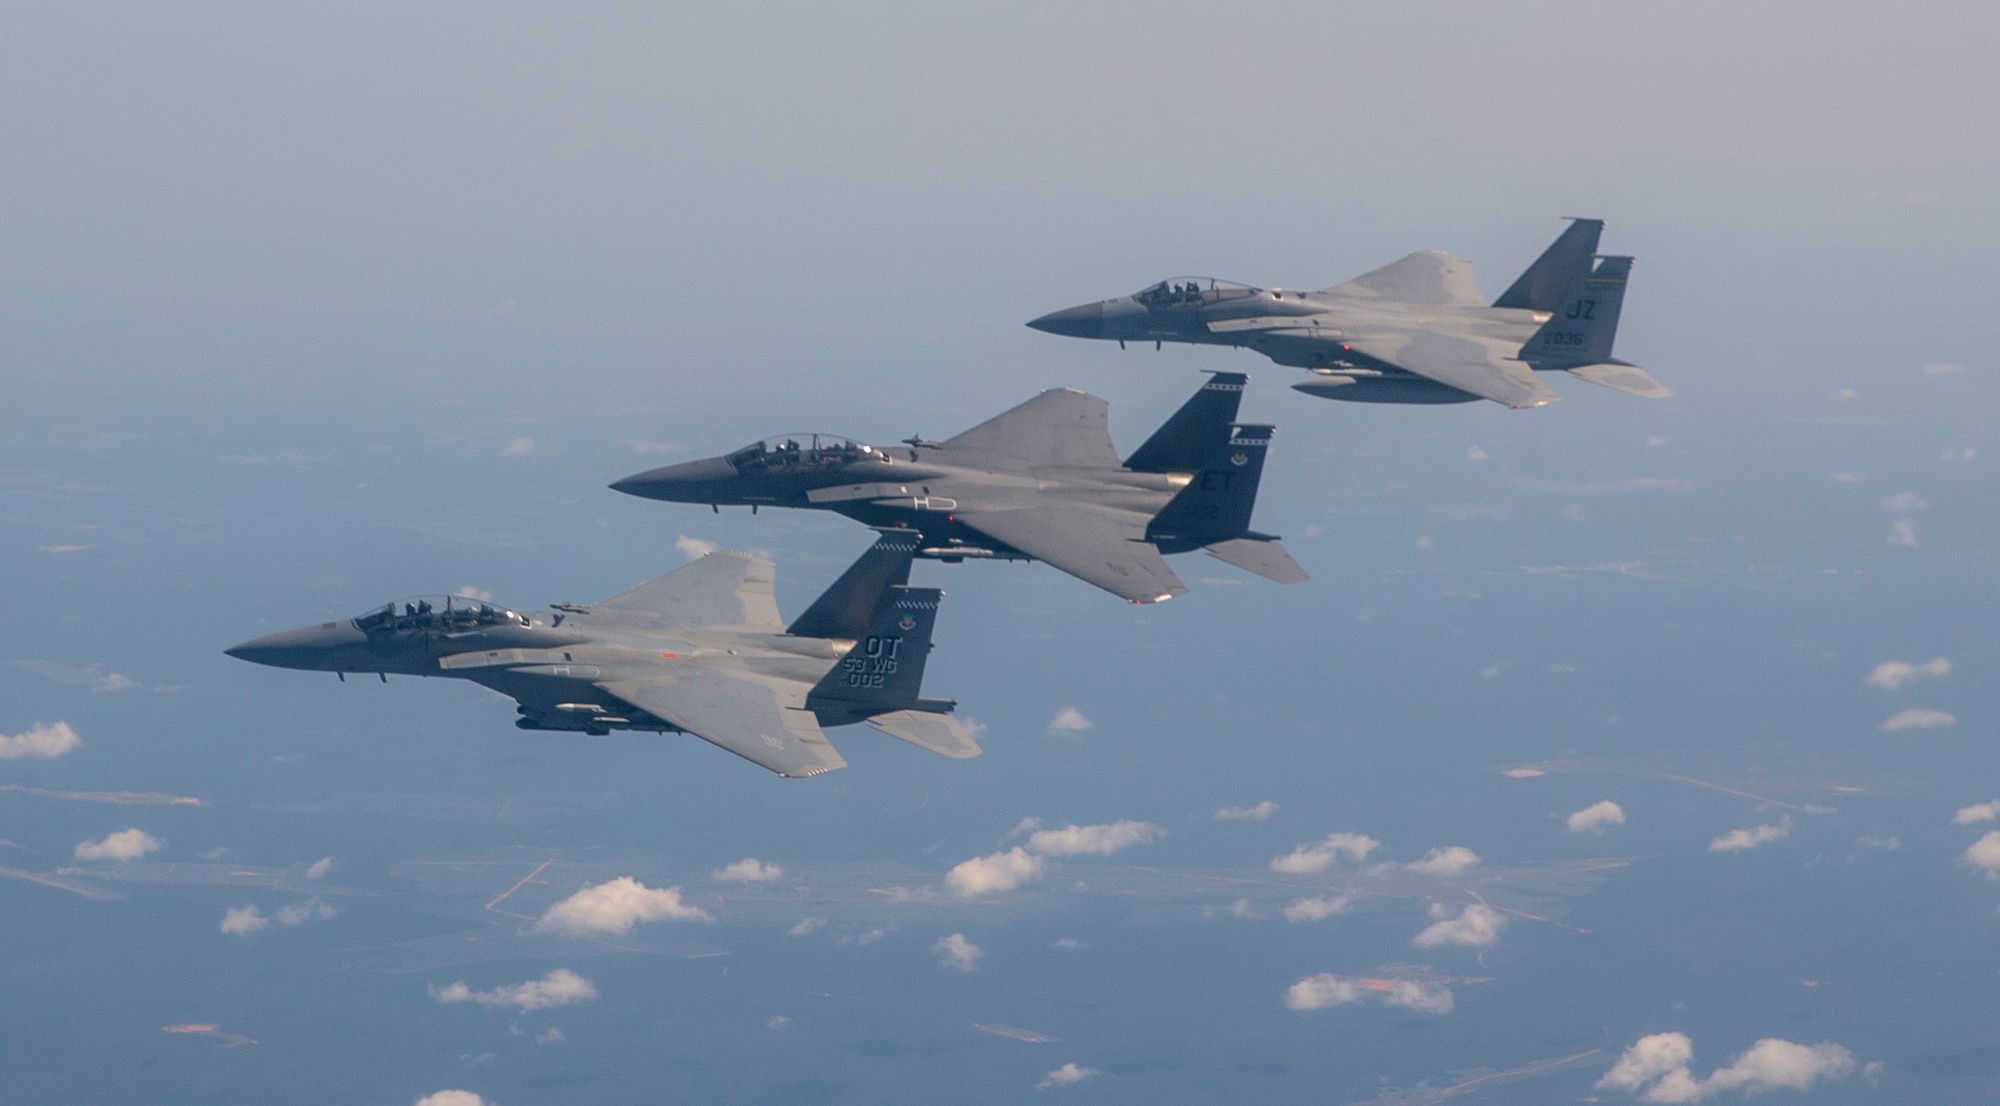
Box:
xmin=1521 ymin=256 xmax=1632 ymax=369
xmin=1145 ymin=424 xmax=1271 ymax=551
xmin=806 ymin=585 xmax=943 ymax=724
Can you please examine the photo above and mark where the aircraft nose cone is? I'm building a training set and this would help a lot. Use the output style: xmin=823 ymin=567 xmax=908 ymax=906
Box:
xmin=1027 ymin=301 xmax=1104 ymax=338
xmin=224 ymin=624 xmax=362 ymax=670
xmin=610 ymin=456 xmax=736 ymax=502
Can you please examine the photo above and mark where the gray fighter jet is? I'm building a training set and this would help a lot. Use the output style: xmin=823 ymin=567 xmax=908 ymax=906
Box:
xmin=1027 ymin=219 xmax=1666 ymax=409
xmin=610 ymin=373 xmax=1305 ymax=604
xmin=225 ymin=532 xmax=976 ymax=778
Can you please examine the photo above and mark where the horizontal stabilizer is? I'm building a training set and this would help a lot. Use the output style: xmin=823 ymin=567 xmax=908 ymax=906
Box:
xmin=1565 ymin=361 xmax=1670 ymax=399
xmin=867 ymin=709 xmax=982 ymax=759
xmin=1202 ymin=537 xmax=1310 ymax=585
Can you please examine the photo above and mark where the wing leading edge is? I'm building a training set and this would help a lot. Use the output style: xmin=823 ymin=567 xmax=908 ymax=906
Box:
xmin=954 ymin=504 xmax=1187 ymax=603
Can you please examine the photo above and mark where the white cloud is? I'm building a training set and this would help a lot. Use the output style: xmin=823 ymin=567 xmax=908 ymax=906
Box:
xmin=1285 ymin=973 xmax=1453 ymax=1014
xmin=454 ymin=585 xmax=494 ymax=602
xmin=1855 ymin=835 xmax=1900 ymax=851
xmin=1046 ymin=706 xmax=1092 ymax=733
xmin=1597 ymin=1032 xmax=1858 ymax=1102
xmin=74 ymin=828 xmax=162 ymax=862
xmin=501 ymin=437 xmax=535 ymax=456
xmin=1647 ymin=435 xmax=1670 ymax=447
xmin=1215 ymin=800 xmax=1279 ymax=822
xmin=413 ymin=1092 xmax=490 ymax=1106
xmin=275 ymin=899 xmax=334 ymax=925
xmin=1964 ymin=831 xmax=2000 ymax=879
xmin=1402 ymin=846 xmax=1480 ymax=878
xmin=220 ymin=906 xmax=269 ymax=935
xmin=675 ymin=535 xmax=718 ymax=560
xmin=1924 ymin=361 xmax=1965 ymax=376
xmin=766 ymin=1015 xmax=789 ymax=1030
xmin=711 ymin=858 xmax=783 ymax=882
xmin=1228 ymin=898 xmax=1256 ymax=918
xmin=535 ymin=1027 xmax=564 ymax=1045
xmin=1952 ymin=800 xmax=2000 ymax=825
xmin=303 ymin=857 xmax=333 ymax=880
xmin=1054 ymin=938 xmax=1084 ymax=949
xmin=1882 ymin=707 xmax=1955 ymax=732
xmin=789 ymin=917 xmax=827 ymax=936
xmin=1867 ymin=657 xmax=1951 ymax=689
xmin=935 ymin=932 xmax=982 ymax=972
xmin=7 ymin=661 xmax=136 ymax=694
xmin=1881 ymin=491 xmax=1928 ymax=512
xmin=1887 ymin=519 xmax=1917 ymax=547
xmin=1282 ymin=896 xmax=1352 ymax=922
xmin=1710 ymin=817 xmax=1791 ymax=853
xmin=1412 ymin=903 xmax=1506 ymax=948
xmin=946 ymin=848 xmax=1046 ymax=897
xmin=1036 ymin=1063 xmax=1100 ymax=1089
xmin=431 ymin=969 xmax=598 ymax=1013
xmin=1466 ymin=445 xmax=1487 ymax=461
xmin=1025 ymin=820 xmax=1164 ymax=857
xmin=1270 ymin=832 xmax=1380 ymax=873
xmin=1830 ymin=387 xmax=1857 ymax=401
xmin=0 ymin=720 xmax=82 ymax=759
xmin=1567 ymin=800 xmax=1627 ymax=834
xmin=533 ymin=877 xmax=713 ymax=935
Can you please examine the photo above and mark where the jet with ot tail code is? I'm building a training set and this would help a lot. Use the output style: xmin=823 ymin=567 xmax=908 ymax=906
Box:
xmin=1028 ymin=218 xmax=1665 ymax=409
xmin=225 ymin=532 xmax=976 ymax=778
xmin=611 ymin=372 xmax=1306 ymax=604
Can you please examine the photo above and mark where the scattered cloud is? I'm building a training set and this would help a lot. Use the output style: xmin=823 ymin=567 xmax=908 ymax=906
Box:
xmin=533 ymin=877 xmax=713 ymax=935
xmin=454 ymin=586 xmax=494 ymax=602
xmin=160 ymin=1023 xmax=257 ymax=1047
xmin=1887 ymin=519 xmax=1917 ymax=547
xmin=1710 ymin=817 xmax=1792 ymax=853
xmin=1647 ymin=435 xmax=1670 ymax=447
xmin=1952 ymin=800 xmax=2000 ymax=825
xmin=935 ymin=932 xmax=982 ymax=972
xmin=220 ymin=906 xmax=269 ymax=935
xmin=1855 ymin=835 xmax=1900 ymax=851
xmin=1567 ymin=800 xmax=1627 ymax=834
xmin=74 ymin=828 xmax=162 ymax=862
xmin=275 ymin=899 xmax=335 ymax=925
xmin=947 ymin=848 xmax=1047 ymax=897
xmin=37 ymin=544 xmax=93 ymax=554
xmin=1228 ymin=898 xmax=1256 ymax=919
xmin=431 ymin=969 xmax=598 ymax=1013
xmin=1215 ymin=800 xmax=1279 ymax=822
xmin=1402 ymin=846 xmax=1480 ymax=878
xmin=7 ymin=660 xmax=136 ymax=693
xmin=712 ymin=858 xmax=783 ymax=882
xmin=536 ymin=1027 xmax=564 ymax=1045
xmin=675 ymin=535 xmax=718 ymax=560
xmin=1881 ymin=491 xmax=1927 ymax=512
xmin=1412 ymin=903 xmax=1506 ymax=948
xmin=1025 ymin=820 xmax=1164 ymax=857
xmin=626 ymin=440 xmax=687 ymax=455
xmin=1270 ymin=832 xmax=1380 ymax=873
xmin=1285 ymin=973 xmax=1454 ymax=1014
xmin=1500 ymin=767 xmax=1545 ymax=778
xmin=501 ymin=437 xmax=536 ymax=456
xmin=303 ymin=857 xmax=333 ymax=880
xmin=1053 ymin=938 xmax=1084 ymax=949
xmin=1597 ymin=1032 xmax=1858 ymax=1102
xmin=1036 ymin=1063 xmax=1100 ymax=1089
xmin=789 ymin=917 xmax=827 ymax=937
xmin=1924 ymin=361 xmax=1965 ymax=376
xmin=1867 ymin=657 xmax=1951 ymax=689
xmin=0 ymin=720 xmax=82 ymax=760
xmin=1046 ymin=706 xmax=1092 ymax=733
xmin=1830 ymin=388 xmax=1857 ymax=401
xmin=1282 ymin=895 xmax=1352 ymax=922
xmin=1882 ymin=707 xmax=1955 ymax=733
xmin=1830 ymin=471 xmax=1866 ymax=483
xmin=1964 ymin=832 xmax=2000 ymax=879
xmin=1466 ymin=445 xmax=1487 ymax=461
xmin=413 ymin=1092 xmax=490 ymax=1106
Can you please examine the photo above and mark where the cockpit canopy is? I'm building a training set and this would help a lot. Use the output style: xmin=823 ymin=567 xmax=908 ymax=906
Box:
xmin=1134 ymin=276 xmax=1261 ymax=308
xmin=353 ymin=594 xmax=528 ymax=633
xmin=723 ymin=434 xmax=885 ymax=471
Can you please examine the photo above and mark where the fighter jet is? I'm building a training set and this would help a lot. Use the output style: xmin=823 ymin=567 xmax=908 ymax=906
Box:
xmin=225 ymin=532 xmax=976 ymax=778
xmin=1027 ymin=218 xmax=1666 ymax=410
xmin=610 ymin=372 xmax=1305 ymax=605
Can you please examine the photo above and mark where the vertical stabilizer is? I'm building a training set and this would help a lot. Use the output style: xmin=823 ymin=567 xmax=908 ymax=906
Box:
xmin=806 ymin=585 xmax=947 ymax=723
xmin=1520 ymin=255 xmax=1632 ymax=369
xmin=1122 ymin=372 xmax=1246 ymax=473
xmin=1493 ymin=218 xmax=1603 ymax=312
xmin=786 ymin=531 xmax=918 ymax=640
xmin=1145 ymin=424 xmax=1272 ymax=550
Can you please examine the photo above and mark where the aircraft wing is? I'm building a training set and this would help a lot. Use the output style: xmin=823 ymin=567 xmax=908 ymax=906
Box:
xmin=940 ymin=388 xmax=1121 ymax=469
xmin=1343 ymin=328 xmax=1563 ymax=409
xmin=1325 ymin=250 xmax=1487 ymax=307
xmin=593 ymin=551 xmax=785 ymax=630
xmin=954 ymin=504 xmax=1188 ymax=603
xmin=600 ymin=668 xmax=847 ymax=778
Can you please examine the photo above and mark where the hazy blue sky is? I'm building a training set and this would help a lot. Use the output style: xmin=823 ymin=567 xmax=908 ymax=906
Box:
xmin=4 ymin=5 xmax=1998 ymax=1104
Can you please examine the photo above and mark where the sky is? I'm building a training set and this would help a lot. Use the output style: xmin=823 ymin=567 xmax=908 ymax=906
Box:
xmin=3 ymin=3 xmax=1999 ymax=1103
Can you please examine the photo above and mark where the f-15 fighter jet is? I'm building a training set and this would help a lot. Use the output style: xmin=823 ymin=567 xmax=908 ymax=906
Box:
xmin=611 ymin=373 xmax=1305 ymax=604
xmin=225 ymin=532 xmax=975 ymax=778
xmin=1028 ymin=219 xmax=1666 ymax=409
